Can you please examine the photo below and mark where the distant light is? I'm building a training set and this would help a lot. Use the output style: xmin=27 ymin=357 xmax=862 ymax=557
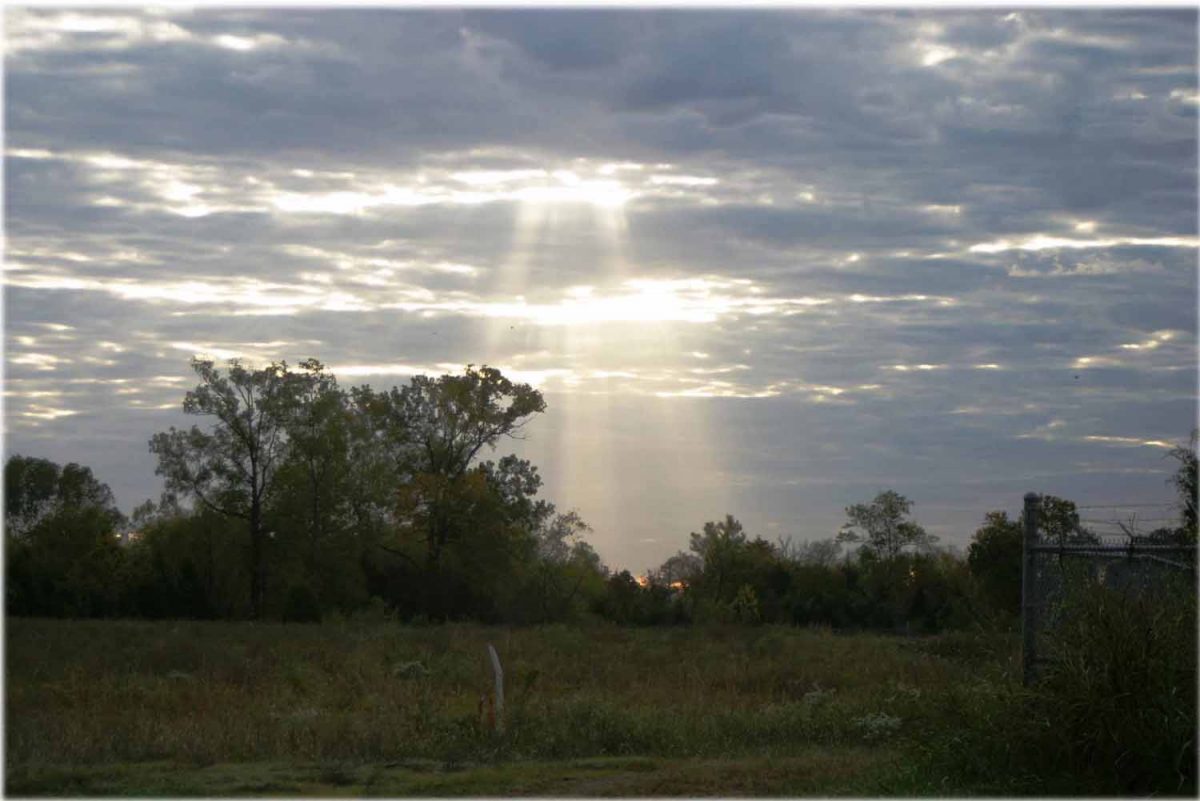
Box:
xmin=920 ymin=45 xmax=958 ymax=67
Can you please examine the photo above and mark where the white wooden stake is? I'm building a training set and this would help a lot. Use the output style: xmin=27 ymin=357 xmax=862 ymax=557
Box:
xmin=487 ymin=643 xmax=504 ymax=732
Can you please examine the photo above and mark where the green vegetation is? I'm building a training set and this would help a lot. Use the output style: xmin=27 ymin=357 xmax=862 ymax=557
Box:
xmin=3 ymin=620 xmax=985 ymax=795
xmin=8 ymin=615 xmax=1193 ymax=796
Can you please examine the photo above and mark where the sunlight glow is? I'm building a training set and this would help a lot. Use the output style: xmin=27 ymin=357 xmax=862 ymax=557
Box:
xmin=890 ymin=363 xmax=944 ymax=372
xmin=1119 ymin=331 xmax=1176 ymax=351
xmin=21 ymin=405 xmax=79 ymax=421
xmin=212 ymin=33 xmax=286 ymax=51
xmin=10 ymin=353 xmax=68 ymax=371
xmin=1084 ymin=435 xmax=1174 ymax=449
xmin=272 ymin=168 xmax=636 ymax=215
xmin=920 ymin=44 xmax=959 ymax=66
xmin=970 ymin=234 xmax=1200 ymax=253
xmin=1169 ymin=88 xmax=1200 ymax=106
xmin=512 ymin=177 xmax=633 ymax=209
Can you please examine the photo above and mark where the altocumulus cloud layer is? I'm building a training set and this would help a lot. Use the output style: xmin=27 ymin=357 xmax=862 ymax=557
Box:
xmin=4 ymin=8 xmax=1197 ymax=569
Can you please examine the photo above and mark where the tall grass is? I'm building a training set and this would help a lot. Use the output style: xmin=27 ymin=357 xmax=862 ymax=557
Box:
xmin=9 ymin=611 xmax=1191 ymax=796
xmin=1037 ymin=573 xmax=1197 ymax=794
xmin=8 ymin=620 xmax=969 ymax=769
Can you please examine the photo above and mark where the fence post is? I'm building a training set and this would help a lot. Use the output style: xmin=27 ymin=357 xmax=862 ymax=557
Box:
xmin=1022 ymin=492 xmax=1040 ymax=686
xmin=487 ymin=643 xmax=504 ymax=733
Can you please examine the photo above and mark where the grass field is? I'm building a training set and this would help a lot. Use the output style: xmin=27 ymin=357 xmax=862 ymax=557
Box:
xmin=4 ymin=618 xmax=1087 ymax=796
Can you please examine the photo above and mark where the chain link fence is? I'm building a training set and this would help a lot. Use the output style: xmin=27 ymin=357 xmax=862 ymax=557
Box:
xmin=1021 ymin=492 xmax=1197 ymax=684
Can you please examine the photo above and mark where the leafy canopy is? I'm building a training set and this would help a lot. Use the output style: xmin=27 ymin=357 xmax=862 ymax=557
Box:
xmin=837 ymin=490 xmax=936 ymax=560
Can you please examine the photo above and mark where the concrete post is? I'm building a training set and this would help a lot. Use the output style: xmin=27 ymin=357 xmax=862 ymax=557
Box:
xmin=487 ymin=643 xmax=504 ymax=733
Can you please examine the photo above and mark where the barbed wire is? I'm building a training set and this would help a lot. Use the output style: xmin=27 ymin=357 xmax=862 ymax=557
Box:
xmin=1080 ymin=517 xmax=1179 ymax=525
xmin=1074 ymin=502 xmax=1178 ymax=510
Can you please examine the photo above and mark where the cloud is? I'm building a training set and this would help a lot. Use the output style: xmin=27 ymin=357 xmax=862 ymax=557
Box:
xmin=3 ymin=8 xmax=1196 ymax=569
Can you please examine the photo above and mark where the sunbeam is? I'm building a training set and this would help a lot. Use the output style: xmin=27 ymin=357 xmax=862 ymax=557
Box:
xmin=478 ymin=161 xmax=729 ymax=566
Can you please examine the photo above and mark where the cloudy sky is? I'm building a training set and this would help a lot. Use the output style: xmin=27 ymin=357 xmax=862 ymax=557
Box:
xmin=4 ymin=7 xmax=1197 ymax=571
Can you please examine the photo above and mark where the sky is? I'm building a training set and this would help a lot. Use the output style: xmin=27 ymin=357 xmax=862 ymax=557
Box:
xmin=4 ymin=7 xmax=1197 ymax=572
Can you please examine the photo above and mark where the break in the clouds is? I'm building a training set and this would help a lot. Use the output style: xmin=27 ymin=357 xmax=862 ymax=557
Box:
xmin=4 ymin=8 xmax=1197 ymax=570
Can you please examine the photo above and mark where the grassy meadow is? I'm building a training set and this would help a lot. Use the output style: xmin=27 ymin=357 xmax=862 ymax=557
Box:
xmin=0 ymin=618 xmax=1153 ymax=796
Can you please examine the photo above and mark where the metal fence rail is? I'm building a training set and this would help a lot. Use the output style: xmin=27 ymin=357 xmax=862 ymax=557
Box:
xmin=1020 ymin=492 xmax=1197 ymax=685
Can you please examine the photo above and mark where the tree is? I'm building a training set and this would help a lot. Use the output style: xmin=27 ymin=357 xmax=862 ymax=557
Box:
xmin=837 ymin=490 xmax=936 ymax=560
xmin=280 ymin=360 xmax=350 ymax=549
xmin=149 ymin=358 xmax=309 ymax=618
xmin=1168 ymin=430 xmax=1197 ymax=542
xmin=385 ymin=366 xmax=546 ymax=573
xmin=1030 ymin=494 xmax=1094 ymax=544
xmin=796 ymin=538 xmax=843 ymax=567
xmin=524 ymin=509 xmax=604 ymax=623
xmin=5 ymin=455 xmax=125 ymax=616
xmin=5 ymin=455 xmax=119 ymax=538
xmin=122 ymin=505 xmax=246 ymax=619
xmin=967 ymin=511 xmax=1023 ymax=615
xmin=689 ymin=514 xmax=748 ymax=602
xmin=535 ymin=508 xmax=590 ymax=565
xmin=398 ymin=365 xmax=546 ymax=481
xmin=653 ymin=550 xmax=702 ymax=587
xmin=271 ymin=361 xmax=373 ymax=612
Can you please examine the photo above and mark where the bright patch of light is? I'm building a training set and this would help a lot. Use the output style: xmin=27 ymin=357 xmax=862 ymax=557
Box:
xmin=471 ymin=279 xmax=903 ymax=326
xmin=654 ymin=385 xmax=783 ymax=399
xmin=5 ymin=10 xmax=191 ymax=52
xmin=160 ymin=180 xmax=202 ymax=202
xmin=597 ymin=162 xmax=645 ymax=176
xmin=648 ymin=174 xmax=719 ymax=187
xmin=1120 ymin=331 xmax=1176 ymax=351
xmin=4 ymin=273 xmax=370 ymax=316
xmin=1084 ymin=435 xmax=1174 ymax=449
xmin=21 ymin=405 xmax=78 ymax=421
xmin=970 ymin=234 xmax=1200 ymax=253
xmin=169 ymin=342 xmax=244 ymax=361
xmin=513 ymin=178 xmax=633 ymax=209
xmin=327 ymin=363 xmax=441 ymax=378
xmin=1169 ymin=88 xmax=1200 ymax=106
xmin=10 ymin=353 xmax=68 ymax=371
xmin=271 ymin=171 xmax=635 ymax=213
xmin=485 ymin=280 xmax=729 ymax=325
xmin=6 ymin=148 xmax=56 ymax=159
xmin=84 ymin=153 xmax=143 ymax=170
xmin=452 ymin=169 xmax=549 ymax=186
xmin=1073 ymin=354 xmax=1126 ymax=368
xmin=890 ymin=364 xmax=945 ymax=372
xmin=212 ymin=33 xmax=286 ymax=51
xmin=920 ymin=44 xmax=959 ymax=66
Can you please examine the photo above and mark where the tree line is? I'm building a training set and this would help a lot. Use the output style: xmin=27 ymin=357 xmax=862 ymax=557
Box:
xmin=6 ymin=358 xmax=1197 ymax=629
